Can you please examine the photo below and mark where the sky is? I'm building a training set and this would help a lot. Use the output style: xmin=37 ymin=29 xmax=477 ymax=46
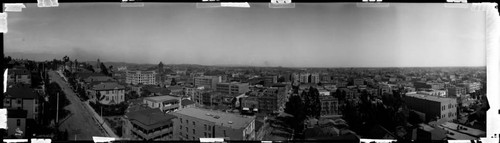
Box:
xmin=4 ymin=3 xmax=486 ymax=67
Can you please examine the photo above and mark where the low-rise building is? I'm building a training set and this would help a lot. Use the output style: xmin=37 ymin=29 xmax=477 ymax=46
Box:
xmin=8 ymin=68 xmax=31 ymax=85
xmin=194 ymin=76 xmax=221 ymax=89
xmin=123 ymin=108 xmax=176 ymax=140
xmin=171 ymin=107 xmax=256 ymax=140
xmin=4 ymin=86 xmax=40 ymax=120
xmin=216 ymin=82 xmax=250 ymax=95
xmin=403 ymin=93 xmax=457 ymax=122
xmin=6 ymin=109 xmax=27 ymax=138
xmin=88 ymin=82 xmax=126 ymax=105
xmin=320 ymin=96 xmax=340 ymax=117
xmin=143 ymin=95 xmax=181 ymax=113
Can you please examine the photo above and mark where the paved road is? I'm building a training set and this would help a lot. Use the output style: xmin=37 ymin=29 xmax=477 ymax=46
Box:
xmin=48 ymin=70 xmax=106 ymax=140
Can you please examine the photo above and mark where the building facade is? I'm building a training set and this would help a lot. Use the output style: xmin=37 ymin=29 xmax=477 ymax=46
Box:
xmin=88 ymin=82 xmax=126 ymax=105
xmin=123 ymin=108 xmax=176 ymax=140
xmin=143 ymin=95 xmax=181 ymax=113
xmin=171 ymin=107 xmax=256 ymax=140
xmin=216 ymin=82 xmax=250 ymax=95
xmin=320 ymin=96 xmax=340 ymax=116
xmin=4 ymin=86 xmax=40 ymax=120
xmin=194 ymin=76 xmax=221 ymax=89
xmin=8 ymin=68 xmax=31 ymax=85
xmin=403 ymin=93 xmax=457 ymax=122
xmin=126 ymin=70 xmax=157 ymax=85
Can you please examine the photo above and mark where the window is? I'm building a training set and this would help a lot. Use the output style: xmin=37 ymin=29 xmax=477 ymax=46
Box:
xmin=193 ymin=121 xmax=195 ymax=126
xmin=186 ymin=119 xmax=189 ymax=124
xmin=204 ymin=132 xmax=207 ymax=137
xmin=180 ymin=125 xmax=182 ymax=130
xmin=193 ymin=129 xmax=195 ymax=134
xmin=208 ymin=126 xmax=211 ymax=130
xmin=17 ymin=99 xmax=21 ymax=104
xmin=35 ymin=107 xmax=38 ymax=112
xmin=17 ymin=119 xmax=21 ymax=126
xmin=106 ymin=91 xmax=109 ymax=94
xmin=224 ymin=130 xmax=226 ymax=136
xmin=180 ymin=118 xmax=182 ymax=123
xmin=204 ymin=124 xmax=207 ymax=130
xmin=186 ymin=127 xmax=188 ymax=132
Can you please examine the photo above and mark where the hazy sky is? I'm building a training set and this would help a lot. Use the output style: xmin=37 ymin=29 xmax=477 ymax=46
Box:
xmin=5 ymin=3 xmax=486 ymax=67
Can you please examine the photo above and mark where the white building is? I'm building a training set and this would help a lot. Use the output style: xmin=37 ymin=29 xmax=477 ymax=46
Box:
xmin=89 ymin=82 xmax=126 ymax=105
xmin=126 ymin=70 xmax=157 ymax=85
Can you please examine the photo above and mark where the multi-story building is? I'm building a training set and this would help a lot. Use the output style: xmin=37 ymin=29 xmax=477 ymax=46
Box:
xmin=194 ymin=76 xmax=221 ymax=89
xmin=126 ymin=70 xmax=157 ymax=85
xmin=4 ymin=86 xmax=40 ymax=120
xmin=353 ymin=78 xmax=364 ymax=86
xmin=403 ymin=93 xmax=457 ymax=122
xmin=310 ymin=73 xmax=320 ymax=84
xmin=320 ymin=96 xmax=340 ymax=116
xmin=8 ymin=68 xmax=31 ymax=85
xmin=88 ymin=82 xmax=126 ymax=105
xmin=216 ymin=82 xmax=250 ymax=95
xmin=171 ymin=107 xmax=256 ymax=140
xmin=123 ymin=108 xmax=176 ymax=140
xmin=143 ymin=95 xmax=181 ymax=113
xmin=447 ymin=86 xmax=467 ymax=97
xmin=417 ymin=90 xmax=447 ymax=97
xmin=292 ymin=73 xmax=300 ymax=83
xmin=299 ymin=73 xmax=310 ymax=83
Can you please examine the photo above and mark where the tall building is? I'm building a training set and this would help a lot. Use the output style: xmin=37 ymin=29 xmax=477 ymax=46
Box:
xmin=194 ymin=76 xmax=221 ymax=89
xmin=310 ymin=73 xmax=320 ymax=84
xmin=403 ymin=93 xmax=457 ymax=122
xmin=216 ymin=82 xmax=250 ymax=95
xmin=123 ymin=108 xmax=176 ymax=140
xmin=126 ymin=70 xmax=157 ymax=85
xmin=299 ymin=73 xmax=310 ymax=83
xmin=171 ymin=107 xmax=256 ymax=140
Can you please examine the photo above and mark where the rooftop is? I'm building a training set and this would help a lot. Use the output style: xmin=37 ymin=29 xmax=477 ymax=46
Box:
xmin=126 ymin=108 xmax=177 ymax=131
xmin=144 ymin=95 xmax=179 ymax=103
xmin=7 ymin=109 xmax=28 ymax=118
xmin=84 ymin=76 xmax=115 ymax=83
xmin=405 ymin=93 xmax=456 ymax=103
xmin=5 ymin=86 xmax=38 ymax=99
xmin=174 ymin=107 xmax=255 ymax=129
xmin=92 ymin=82 xmax=125 ymax=91
xmin=9 ymin=68 xmax=30 ymax=75
xmin=181 ymin=99 xmax=196 ymax=106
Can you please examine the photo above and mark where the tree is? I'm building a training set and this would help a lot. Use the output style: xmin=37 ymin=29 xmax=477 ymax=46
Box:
xmin=171 ymin=78 xmax=177 ymax=86
xmin=100 ymin=63 xmax=110 ymax=76
xmin=303 ymin=87 xmax=321 ymax=119
xmin=284 ymin=95 xmax=306 ymax=132
xmin=63 ymin=55 xmax=70 ymax=63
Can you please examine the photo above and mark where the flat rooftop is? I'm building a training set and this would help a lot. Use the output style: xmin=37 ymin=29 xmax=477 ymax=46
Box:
xmin=174 ymin=107 xmax=255 ymax=129
xmin=405 ymin=93 xmax=456 ymax=103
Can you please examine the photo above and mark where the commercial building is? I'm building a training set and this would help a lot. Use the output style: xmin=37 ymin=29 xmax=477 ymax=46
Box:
xmin=194 ymin=76 xmax=221 ymax=89
xmin=143 ymin=95 xmax=181 ymax=113
xmin=88 ymin=82 xmax=126 ymax=105
xmin=171 ymin=107 xmax=256 ymax=140
xmin=403 ymin=93 xmax=457 ymax=122
xmin=126 ymin=70 xmax=157 ymax=85
xmin=4 ymin=86 xmax=40 ymax=120
xmin=123 ymin=108 xmax=176 ymax=140
xmin=216 ymin=82 xmax=250 ymax=95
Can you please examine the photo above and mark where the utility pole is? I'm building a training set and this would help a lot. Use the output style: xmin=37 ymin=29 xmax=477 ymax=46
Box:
xmin=56 ymin=92 xmax=59 ymax=124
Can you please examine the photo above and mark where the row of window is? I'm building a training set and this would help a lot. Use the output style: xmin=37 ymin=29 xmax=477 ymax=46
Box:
xmin=101 ymin=90 xmax=124 ymax=94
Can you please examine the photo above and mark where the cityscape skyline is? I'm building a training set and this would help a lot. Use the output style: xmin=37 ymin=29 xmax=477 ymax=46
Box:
xmin=5 ymin=3 xmax=486 ymax=67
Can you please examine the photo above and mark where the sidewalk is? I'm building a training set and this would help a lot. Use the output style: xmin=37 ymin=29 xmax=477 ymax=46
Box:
xmin=83 ymin=101 xmax=119 ymax=138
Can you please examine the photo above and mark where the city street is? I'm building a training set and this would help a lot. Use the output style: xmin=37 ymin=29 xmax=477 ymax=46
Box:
xmin=48 ymin=70 xmax=106 ymax=140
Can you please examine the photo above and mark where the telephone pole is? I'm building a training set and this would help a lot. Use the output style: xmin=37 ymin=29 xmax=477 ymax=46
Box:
xmin=56 ymin=92 xmax=60 ymax=124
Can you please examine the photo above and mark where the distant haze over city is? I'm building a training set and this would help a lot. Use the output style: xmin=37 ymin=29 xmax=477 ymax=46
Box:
xmin=5 ymin=3 xmax=485 ymax=67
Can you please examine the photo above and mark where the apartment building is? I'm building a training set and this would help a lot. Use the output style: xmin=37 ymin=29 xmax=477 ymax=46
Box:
xmin=126 ymin=70 xmax=157 ymax=85
xmin=171 ymin=107 xmax=256 ymax=140
xmin=447 ymin=86 xmax=467 ymax=97
xmin=403 ymin=93 xmax=457 ymax=122
xmin=143 ymin=95 xmax=181 ymax=113
xmin=194 ymin=76 xmax=221 ymax=89
xmin=216 ymin=82 xmax=250 ymax=95
xmin=123 ymin=108 xmax=176 ymax=140
xmin=310 ymin=73 xmax=320 ymax=84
